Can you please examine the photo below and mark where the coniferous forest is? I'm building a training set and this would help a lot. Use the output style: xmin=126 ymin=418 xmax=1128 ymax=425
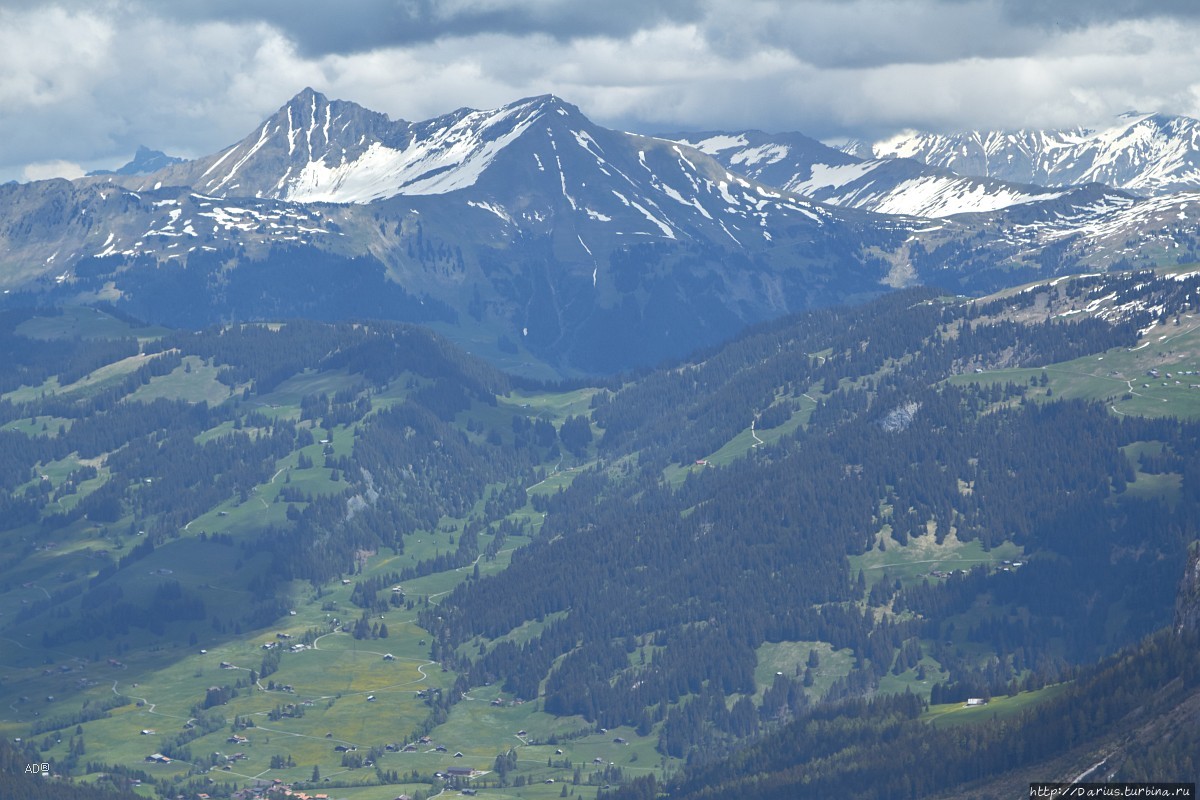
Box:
xmin=1 ymin=270 xmax=1199 ymax=799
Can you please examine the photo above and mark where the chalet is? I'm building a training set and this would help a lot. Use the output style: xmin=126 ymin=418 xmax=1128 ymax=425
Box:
xmin=382 ymin=654 xmax=395 ymax=661
xmin=145 ymin=753 xmax=170 ymax=763
xmin=140 ymin=729 xmax=155 ymax=735
xmin=219 ymin=661 xmax=233 ymax=669
xmin=434 ymin=744 xmax=447 ymax=752
xmin=366 ymin=695 xmax=376 ymax=702
xmin=965 ymin=698 xmax=988 ymax=707
xmin=453 ymin=751 xmax=464 ymax=758
xmin=227 ymin=735 xmax=249 ymax=744
xmin=613 ymin=737 xmax=627 ymax=744
xmin=402 ymin=744 xmax=417 ymax=752
xmin=446 ymin=766 xmax=473 ymax=776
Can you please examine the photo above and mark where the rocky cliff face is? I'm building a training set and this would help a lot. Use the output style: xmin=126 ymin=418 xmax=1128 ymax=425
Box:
xmin=1175 ymin=544 xmax=1200 ymax=635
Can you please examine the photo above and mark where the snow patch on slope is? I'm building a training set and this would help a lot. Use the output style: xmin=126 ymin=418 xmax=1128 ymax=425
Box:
xmin=282 ymin=104 xmax=541 ymax=203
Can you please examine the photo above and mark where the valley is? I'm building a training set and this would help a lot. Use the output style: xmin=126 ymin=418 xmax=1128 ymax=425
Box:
xmin=1 ymin=266 xmax=1199 ymax=798
xmin=3 ymin=82 xmax=1200 ymax=800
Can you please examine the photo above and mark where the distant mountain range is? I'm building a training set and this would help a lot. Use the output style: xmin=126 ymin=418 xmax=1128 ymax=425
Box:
xmin=866 ymin=112 xmax=1200 ymax=196
xmin=86 ymin=145 xmax=186 ymax=177
xmin=3 ymin=90 xmax=1200 ymax=374
xmin=668 ymin=129 xmax=1091 ymax=218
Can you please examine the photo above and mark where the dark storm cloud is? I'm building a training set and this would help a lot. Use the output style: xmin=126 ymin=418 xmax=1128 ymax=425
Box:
xmin=153 ymin=0 xmax=704 ymax=57
xmin=698 ymin=0 xmax=1200 ymax=70
xmin=2 ymin=0 xmax=1200 ymax=181
xmin=995 ymin=0 xmax=1200 ymax=29
xmin=701 ymin=0 xmax=1043 ymax=69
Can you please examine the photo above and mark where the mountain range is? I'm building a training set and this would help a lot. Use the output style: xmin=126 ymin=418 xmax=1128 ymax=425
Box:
xmin=3 ymin=89 xmax=1200 ymax=374
xmin=3 ymin=88 xmax=1200 ymax=800
xmin=868 ymin=111 xmax=1200 ymax=196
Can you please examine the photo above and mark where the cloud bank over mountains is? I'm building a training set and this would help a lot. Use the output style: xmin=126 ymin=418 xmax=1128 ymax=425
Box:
xmin=4 ymin=0 xmax=1200 ymax=181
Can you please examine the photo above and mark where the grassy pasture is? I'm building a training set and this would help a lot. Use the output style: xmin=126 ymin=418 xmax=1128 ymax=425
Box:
xmin=499 ymin=387 xmax=599 ymax=422
xmin=525 ymin=463 xmax=588 ymax=498
xmin=923 ymin=682 xmax=1070 ymax=727
xmin=429 ymin=689 xmax=667 ymax=789
xmin=252 ymin=369 xmax=365 ymax=420
xmin=12 ymin=306 xmax=166 ymax=341
xmin=0 ymin=415 xmax=73 ymax=437
xmin=947 ymin=315 xmax=1200 ymax=419
xmin=128 ymin=356 xmax=232 ymax=405
xmin=1119 ymin=441 xmax=1183 ymax=507
xmin=754 ymin=640 xmax=856 ymax=703
xmin=663 ymin=391 xmax=816 ymax=486
xmin=848 ymin=529 xmax=1024 ymax=589
xmin=2 ymin=352 xmax=155 ymax=403
xmin=876 ymin=655 xmax=949 ymax=700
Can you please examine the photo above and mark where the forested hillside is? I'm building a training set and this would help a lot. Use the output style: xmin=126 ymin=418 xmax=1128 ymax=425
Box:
xmin=1 ymin=268 xmax=1198 ymax=798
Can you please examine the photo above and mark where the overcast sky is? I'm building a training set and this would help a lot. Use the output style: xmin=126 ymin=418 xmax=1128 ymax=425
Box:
xmin=5 ymin=0 xmax=1200 ymax=181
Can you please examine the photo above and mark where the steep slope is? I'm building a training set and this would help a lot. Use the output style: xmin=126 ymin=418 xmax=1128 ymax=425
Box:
xmin=118 ymin=89 xmax=846 ymax=245
xmin=10 ymin=90 xmax=1200 ymax=374
xmin=874 ymin=112 xmax=1200 ymax=196
xmin=6 ymin=90 xmax=912 ymax=375
xmin=120 ymin=87 xmax=399 ymax=200
xmin=1 ymin=274 xmax=1199 ymax=799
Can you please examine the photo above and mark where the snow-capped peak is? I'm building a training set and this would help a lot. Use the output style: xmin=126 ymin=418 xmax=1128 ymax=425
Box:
xmin=871 ymin=112 xmax=1200 ymax=196
xmin=282 ymin=96 xmax=550 ymax=202
xmin=668 ymin=128 xmax=1080 ymax=218
xmin=122 ymin=90 xmax=587 ymax=204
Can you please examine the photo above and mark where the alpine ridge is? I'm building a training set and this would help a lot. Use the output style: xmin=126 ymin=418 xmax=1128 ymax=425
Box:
xmin=871 ymin=112 xmax=1200 ymax=196
xmin=4 ymin=89 xmax=1200 ymax=375
xmin=671 ymin=129 xmax=1092 ymax=218
xmin=6 ymin=89 xmax=908 ymax=374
